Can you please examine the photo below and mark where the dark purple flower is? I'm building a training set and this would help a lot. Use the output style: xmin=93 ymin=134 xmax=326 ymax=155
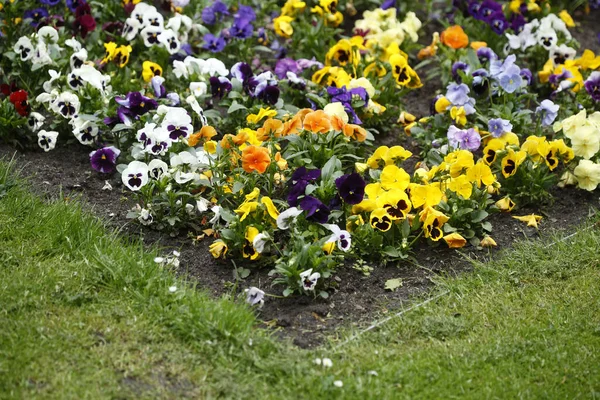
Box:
xmin=210 ymin=76 xmax=232 ymax=99
xmin=231 ymin=19 xmax=253 ymax=39
xmin=90 ymin=146 xmax=120 ymax=174
xmin=477 ymin=0 xmax=502 ymax=22
xmin=234 ymin=4 xmax=256 ymax=24
xmin=476 ymin=47 xmax=496 ymax=63
xmin=510 ymin=13 xmax=526 ymax=33
xmin=343 ymin=103 xmax=362 ymax=124
xmin=335 ymin=173 xmax=366 ymax=204
xmin=584 ymin=72 xmax=600 ymax=101
xmin=488 ymin=12 xmax=508 ymax=35
xmin=151 ymin=77 xmax=167 ymax=98
xmin=291 ymin=167 xmax=321 ymax=184
xmin=472 ymin=68 xmax=490 ymax=95
xmin=202 ymin=33 xmax=226 ymax=52
xmin=467 ymin=1 xmax=482 ymax=17
xmin=274 ymin=58 xmax=301 ymax=79
xmin=66 ymin=0 xmax=85 ymax=12
xmin=115 ymin=92 xmax=158 ymax=117
xmin=202 ymin=1 xmax=229 ymax=25
xmin=452 ymin=61 xmax=470 ymax=82
xmin=299 ymin=196 xmax=330 ymax=224
xmin=258 ymin=85 xmax=280 ymax=105
xmin=520 ymin=68 xmax=533 ymax=86
xmin=24 ymin=8 xmax=49 ymax=26
xmin=287 ymin=180 xmax=307 ymax=206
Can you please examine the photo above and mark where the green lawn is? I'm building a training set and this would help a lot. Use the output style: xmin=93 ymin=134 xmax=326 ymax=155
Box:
xmin=1 ymin=160 xmax=599 ymax=399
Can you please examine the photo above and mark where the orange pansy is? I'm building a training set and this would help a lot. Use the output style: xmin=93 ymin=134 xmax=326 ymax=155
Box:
xmin=241 ymin=145 xmax=271 ymax=174
xmin=303 ymin=110 xmax=332 ymax=134
xmin=440 ymin=25 xmax=469 ymax=49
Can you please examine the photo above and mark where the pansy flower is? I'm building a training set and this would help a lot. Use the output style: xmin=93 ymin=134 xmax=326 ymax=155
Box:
xmin=148 ymin=159 xmax=169 ymax=180
xmin=299 ymin=196 xmax=330 ymax=224
xmin=245 ymin=287 xmax=265 ymax=306
xmin=14 ymin=37 xmax=34 ymax=61
xmin=202 ymin=33 xmax=226 ymax=53
xmin=584 ymin=72 xmax=600 ymax=102
xmin=122 ymin=161 xmax=149 ymax=191
xmin=37 ymin=130 xmax=59 ymax=152
xmin=323 ymin=224 xmax=351 ymax=252
xmin=335 ymin=173 xmax=365 ymax=204
xmin=90 ymin=146 xmax=120 ymax=174
xmin=9 ymin=90 xmax=30 ymax=117
xmin=24 ymin=7 xmax=49 ymax=27
xmin=209 ymin=76 xmax=232 ymax=99
xmin=71 ymin=117 xmax=99 ymax=145
xmin=299 ymin=269 xmax=321 ymax=291
xmin=51 ymin=92 xmax=80 ymax=119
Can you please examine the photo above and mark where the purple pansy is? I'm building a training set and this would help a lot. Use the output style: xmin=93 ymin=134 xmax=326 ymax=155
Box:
xmin=535 ymin=99 xmax=560 ymax=126
xmin=447 ymin=125 xmax=481 ymax=151
xmin=488 ymin=118 xmax=513 ymax=137
xmin=90 ymin=146 xmax=120 ymax=174
xmin=202 ymin=33 xmax=226 ymax=53
xmin=299 ymin=196 xmax=330 ymax=224
xmin=584 ymin=71 xmax=600 ymax=102
xmin=274 ymin=58 xmax=301 ymax=79
xmin=335 ymin=173 xmax=366 ymax=204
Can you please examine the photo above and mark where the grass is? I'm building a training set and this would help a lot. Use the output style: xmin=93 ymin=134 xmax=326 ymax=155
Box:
xmin=1 ymin=159 xmax=599 ymax=399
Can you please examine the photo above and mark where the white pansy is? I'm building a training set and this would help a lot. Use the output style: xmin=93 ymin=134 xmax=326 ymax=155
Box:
xmin=252 ymin=233 xmax=269 ymax=254
xmin=70 ymin=48 xmax=88 ymax=69
xmin=209 ymin=206 xmax=222 ymax=224
xmin=42 ymin=70 xmax=61 ymax=93
xmin=37 ymin=130 xmax=59 ymax=152
xmin=148 ymin=159 xmax=169 ymax=180
xmin=276 ymin=207 xmax=303 ymax=230
xmin=299 ymin=269 xmax=321 ymax=291
xmin=65 ymin=38 xmax=82 ymax=51
xmin=139 ymin=208 xmax=153 ymax=225
xmin=71 ymin=117 xmax=99 ymax=145
xmin=158 ymin=29 xmax=180 ymax=54
xmin=143 ymin=9 xmax=164 ymax=28
xmin=51 ymin=92 xmax=80 ymax=119
xmin=27 ymin=112 xmax=45 ymax=132
xmin=323 ymin=224 xmax=352 ymax=252
xmin=123 ymin=17 xmax=142 ymax=41
xmin=173 ymin=60 xmax=189 ymax=79
xmin=122 ymin=161 xmax=149 ymax=191
xmin=190 ymin=82 xmax=208 ymax=97
xmin=14 ymin=36 xmax=34 ymax=61
xmin=196 ymin=197 xmax=211 ymax=213
xmin=32 ymin=42 xmax=53 ymax=66
xmin=132 ymin=2 xmax=156 ymax=26
xmin=245 ymin=287 xmax=265 ymax=307
xmin=36 ymin=26 xmax=59 ymax=44
xmin=185 ymin=94 xmax=207 ymax=125
xmin=140 ymin=26 xmax=163 ymax=47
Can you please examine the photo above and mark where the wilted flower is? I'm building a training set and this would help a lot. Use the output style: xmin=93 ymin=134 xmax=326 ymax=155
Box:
xmin=276 ymin=207 xmax=303 ymax=229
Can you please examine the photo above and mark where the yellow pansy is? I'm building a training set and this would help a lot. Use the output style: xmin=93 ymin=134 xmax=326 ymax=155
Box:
xmin=204 ymin=140 xmax=217 ymax=154
xmin=466 ymin=160 xmax=495 ymax=187
xmin=114 ymin=45 xmax=133 ymax=68
xmin=419 ymin=207 xmax=449 ymax=241
xmin=558 ymin=10 xmax=575 ymax=27
xmin=261 ymin=196 xmax=280 ymax=220
xmin=501 ymin=148 xmax=527 ymax=178
xmin=409 ymin=184 xmax=443 ymax=209
xmin=209 ymin=240 xmax=228 ymax=258
xmin=142 ymin=61 xmax=162 ymax=82
xmin=435 ymin=96 xmax=452 ymax=113
xmin=447 ymin=175 xmax=473 ymax=199
xmin=480 ymin=236 xmax=497 ymax=248
xmin=450 ymin=106 xmax=467 ymax=126
xmin=375 ymin=189 xmax=412 ymax=220
xmin=247 ymin=108 xmax=278 ymax=125
xmin=273 ymin=15 xmax=294 ymax=38
xmin=243 ymin=226 xmax=260 ymax=260
xmin=102 ymin=42 xmax=118 ymax=64
xmin=369 ymin=208 xmax=392 ymax=231
xmin=380 ymin=165 xmax=411 ymax=190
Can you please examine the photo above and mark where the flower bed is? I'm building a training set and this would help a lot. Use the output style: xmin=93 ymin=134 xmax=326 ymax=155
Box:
xmin=1 ymin=0 xmax=600 ymax=334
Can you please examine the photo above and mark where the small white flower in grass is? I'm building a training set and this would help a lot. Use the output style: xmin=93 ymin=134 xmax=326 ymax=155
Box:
xmin=368 ymin=370 xmax=378 ymax=376
xmin=37 ymin=130 xmax=59 ymax=152
xmin=322 ymin=224 xmax=351 ymax=252
xmin=276 ymin=207 xmax=303 ymax=230
xmin=313 ymin=358 xmax=322 ymax=365
xmin=122 ymin=161 xmax=149 ymax=191
xmin=299 ymin=269 xmax=320 ymax=291
xmin=245 ymin=287 xmax=265 ymax=307
xmin=322 ymin=358 xmax=333 ymax=368
xmin=169 ymin=286 xmax=177 ymax=293
xmin=154 ymin=257 xmax=164 ymax=263
xmin=253 ymin=233 xmax=269 ymax=254
xmin=333 ymin=380 xmax=343 ymax=388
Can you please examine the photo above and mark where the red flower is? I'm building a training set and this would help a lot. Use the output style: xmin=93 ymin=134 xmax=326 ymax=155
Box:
xmin=9 ymin=90 xmax=30 ymax=117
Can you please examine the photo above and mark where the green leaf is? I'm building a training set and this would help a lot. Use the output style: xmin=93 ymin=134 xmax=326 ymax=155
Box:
xmin=227 ymin=101 xmax=247 ymax=114
xmin=385 ymin=278 xmax=403 ymax=291
xmin=471 ymin=210 xmax=489 ymax=223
